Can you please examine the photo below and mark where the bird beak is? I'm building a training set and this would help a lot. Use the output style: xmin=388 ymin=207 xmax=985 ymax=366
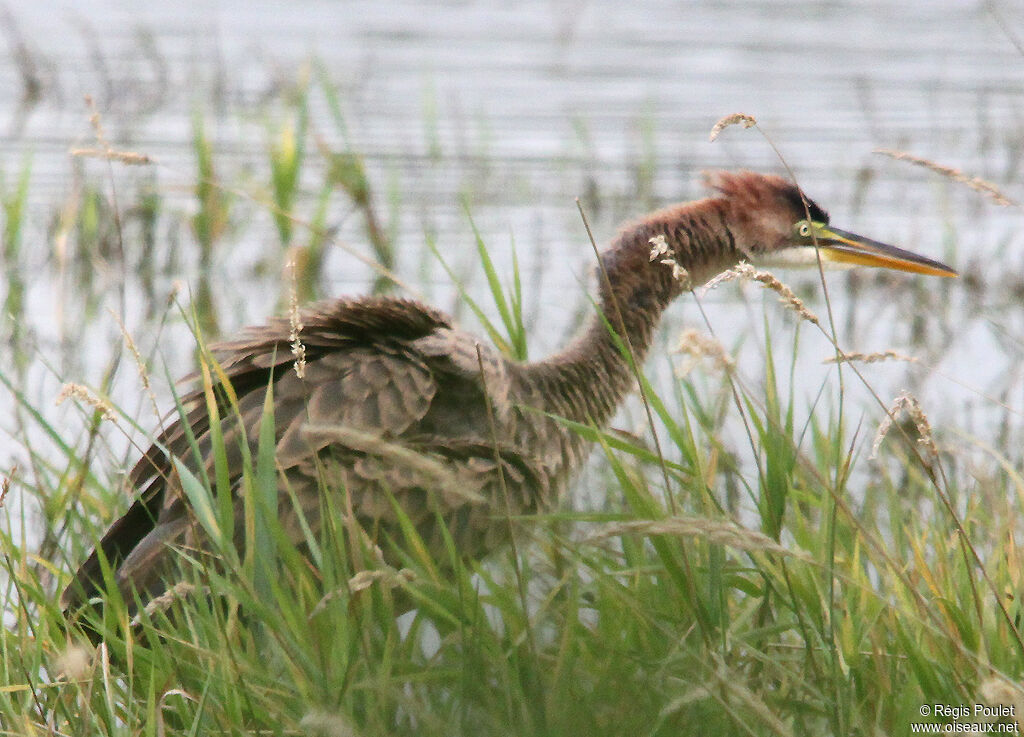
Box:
xmin=813 ymin=224 xmax=957 ymax=277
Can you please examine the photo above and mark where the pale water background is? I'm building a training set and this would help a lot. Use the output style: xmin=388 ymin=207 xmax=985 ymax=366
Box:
xmin=1 ymin=1 xmax=1022 ymax=509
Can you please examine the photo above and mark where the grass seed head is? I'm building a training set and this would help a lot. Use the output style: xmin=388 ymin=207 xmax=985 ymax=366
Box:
xmin=673 ymin=328 xmax=735 ymax=376
xmin=588 ymin=517 xmax=805 ymax=559
xmin=286 ymin=254 xmax=307 ymax=379
xmin=824 ymin=349 xmax=918 ymax=365
xmin=875 ymin=148 xmax=1017 ymax=207
xmin=348 ymin=567 xmax=416 ymax=594
xmin=703 ymin=262 xmax=820 ymax=326
xmin=70 ymin=147 xmax=153 ymax=166
xmin=872 ymin=391 xmax=938 ymax=461
xmin=649 ymin=235 xmax=691 ymax=288
xmin=55 ymin=383 xmax=116 ymax=422
xmin=74 ymin=95 xmax=153 ymax=165
xmin=709 ymin=112 xmax=757 ymax=142
xmin=137 ymin=582 xmax=204 ymax=623
xmin=0 ymin=465 xmax=13 ymax=507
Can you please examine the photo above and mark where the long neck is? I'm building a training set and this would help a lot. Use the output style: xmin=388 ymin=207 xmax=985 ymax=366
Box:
xmin=522 ymin=197 xmax=742 ymax=426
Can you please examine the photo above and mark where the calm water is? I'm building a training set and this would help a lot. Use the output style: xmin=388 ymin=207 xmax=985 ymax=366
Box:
xmin=1 ymin=1 xmax=1022 ymax=490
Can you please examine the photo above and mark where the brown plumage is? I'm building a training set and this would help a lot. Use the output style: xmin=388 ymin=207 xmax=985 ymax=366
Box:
xmin=61 ymin=171 xmax=955 ymax=620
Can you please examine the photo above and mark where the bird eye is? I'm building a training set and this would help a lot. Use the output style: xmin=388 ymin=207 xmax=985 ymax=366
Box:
xmin=797 ymin=221 xmax=811 ymax=238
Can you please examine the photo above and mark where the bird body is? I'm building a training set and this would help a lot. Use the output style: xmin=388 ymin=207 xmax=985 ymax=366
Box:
xmin=62 ymin=171 xmax=955 ymax=617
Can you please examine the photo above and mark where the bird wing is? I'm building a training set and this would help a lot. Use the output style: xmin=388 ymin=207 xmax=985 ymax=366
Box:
xmin=62 ymin=296 xmax=516 ymax=608
xmin=275 ymin=432 xmax=543 ymax=569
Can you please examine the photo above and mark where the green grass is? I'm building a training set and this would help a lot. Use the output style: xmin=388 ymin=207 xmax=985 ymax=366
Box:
xmin=2 ymin=69 xmax=1023 ymax=736
xmin=5 ymin=309 xmax=1024 ymax=735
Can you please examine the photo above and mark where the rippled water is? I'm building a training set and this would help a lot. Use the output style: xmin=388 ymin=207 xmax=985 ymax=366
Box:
xmin=1 ymin=0 xmax=1022 ymax=482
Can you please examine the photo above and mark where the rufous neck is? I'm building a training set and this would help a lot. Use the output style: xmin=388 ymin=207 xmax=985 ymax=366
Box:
xmin=524 ymin=196 xmax=741 ymax=426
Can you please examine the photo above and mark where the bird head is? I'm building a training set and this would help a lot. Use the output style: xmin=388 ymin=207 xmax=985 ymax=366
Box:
xmin=705 ymin=170 xmax=957 ymax=278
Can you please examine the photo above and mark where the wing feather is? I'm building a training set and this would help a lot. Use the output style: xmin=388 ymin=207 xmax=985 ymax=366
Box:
xmin=61 ymin=296 xmax=497 ymax=610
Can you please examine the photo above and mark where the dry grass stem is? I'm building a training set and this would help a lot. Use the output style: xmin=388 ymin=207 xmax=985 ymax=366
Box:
xmin=69 ymin=147 xmax=153 ymax=166
xmin=703 ymin=262 xmax=819 ymax=326
xmin=109 ymin=310 xmax=160 ymax=421
xmin=157 ymin=689 xmax=199 ymax=737
xmin=709 ymin=113 xmax=757 ymax=142
xmin=649 ymin=235 xmax=691 ymax=288
xmin=673 ymin=328 xmax=736 ymax=376
xmin=875 ymin=149 xmax=1017 ymax=207
xmin=84 ymin=94 xmax=106 ymax=145
xmin=286 ymin=255 xmax=307 ymax=379
xmin=74 ymin=95 xmax=153 ymax=166
xmin=823 ymin=350 xmax=918 ymax=365
xmin=871 ymin=392 xmax=939 ymax=460
xmin=116 ymin=319 xmax=150 ymax=390
xmin=588 ymin=517 xmax=804 ymax=558
xmin=56 ymin=383 xmax=116 ymax=422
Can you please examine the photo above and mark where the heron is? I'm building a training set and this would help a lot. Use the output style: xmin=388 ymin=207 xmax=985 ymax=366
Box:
xmin=61 ymin=170 xmax=956 ymax=626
